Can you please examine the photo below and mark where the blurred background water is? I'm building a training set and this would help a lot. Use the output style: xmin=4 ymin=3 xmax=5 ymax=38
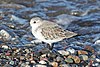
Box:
xmin=0 ymin=0 xmax=99 ymax=44
xmin=0 ymin=0 xmax=100 ymax=66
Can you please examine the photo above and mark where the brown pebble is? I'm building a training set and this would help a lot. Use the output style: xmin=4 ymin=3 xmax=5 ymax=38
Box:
xmin=68 ymin=55 xmax=80 ymax=63
xmin=51 ymin=62 xmax=58 ymax=67
xmin=77 ymin=50 xmax=88 ymax=55
xmin=84 ymin=45 xmax=95 ymax=53
xmin=5 ymin=52 xmax=11 ymax=56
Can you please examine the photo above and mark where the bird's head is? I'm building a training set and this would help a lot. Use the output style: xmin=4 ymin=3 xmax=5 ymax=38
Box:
xmin=30 ymin=17 xmax=43 ymax=29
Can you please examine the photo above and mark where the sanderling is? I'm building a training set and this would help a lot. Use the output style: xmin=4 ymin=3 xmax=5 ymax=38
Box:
xmin=30 ymin=17 xmax=77 ymax=49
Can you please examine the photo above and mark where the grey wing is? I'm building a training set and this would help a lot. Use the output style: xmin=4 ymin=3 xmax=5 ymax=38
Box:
xmin=40 ymin=25 xmax=70 ymax=40
xmin=40 ymin=22 xmax=77 ymax=40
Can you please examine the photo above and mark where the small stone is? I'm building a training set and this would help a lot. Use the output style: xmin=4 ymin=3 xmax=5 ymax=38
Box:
xmin=25 ymin=64 xmax=30 ymax=67
xmin=56 ymin=56 xmax=63 ymax=62
xmin=51 ymin=62 xmax=58 ymax=67
xmin=25 ymin=49 xmax=30 ymax=53
xmin=12 ymin=47 xmax=17 ymax=51
xmin=66 ymin=47 xmax=76 ymax=54
xmin=40 ymin=57 xmax=48 ymax=61
xmin=4 ymin=64 xmax=12 ymax=67
xmin=41 ymin=54 xmax=46 ymax=58
xmin=20 ymin=63 xmax=26 ymax=67
xmin=84 ymin=45 xmax=95 ymax=53
xmin=1 ymin=45 xmax=9 ymax=49
xmin=7 ymin=23 xmax=15 ymax=29
xmin=34 ymin=64 xmax=47 ymax=67
xmin=79 ymin=55 xmax=88 ymax=61
xmin=5 ymin=52 xmax=11 ymax=56
xmin=16 ymin=49 xmax=20 ymax=53
xmin=77 ymin=50 xmax=88 ymax=55
xmin=91 ymin=55 xmax=96 ymax=58
xmin=65 ymin=58 xmax=73 ymax=63
xmin=60 ymin=64 xmax=70 ymax=67
xmin=29 ymin=56 xmax=33 ymax=61
xmin=58 ymin=50 xmax=70 ymax=56
xmin=31 ymin=60 xmax=36 ymax=64
xmin=9 ymin=60 xmax=14 ymax=65
xmin=0 ymin=29 xmax=11 ymax=40
xmin=26 ymin=62 xmax=30 ymax=65
xmin=71 ymin=64 xmax=79 ymax=67
xmin=68 ymin=55 xmax=80 ymax=63
xmin=71 ymin=10 xmax=83 ymax=16
xmin=92 ymin=63 xmax=99 ymax=67
xmin=40 ymin=48 xmax=50 ymax=54
xmin=39 ymin=60 xmax=47 ymax=64
xmin=20 ymin=56 xmax=25 ymax=60
xmin=95 ymin=58 xmax=100 ymax=62
xmin=47 ymin=52 xmax=57 ymax=58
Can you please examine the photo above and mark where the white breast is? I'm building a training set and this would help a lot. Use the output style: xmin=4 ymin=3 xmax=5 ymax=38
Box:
xmin=32 ymin=28 xmax=44 ymax=40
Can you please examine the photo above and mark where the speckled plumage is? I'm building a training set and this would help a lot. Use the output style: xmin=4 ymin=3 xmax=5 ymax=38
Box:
xmin=30 ymin=17 xmax=77 ymax=48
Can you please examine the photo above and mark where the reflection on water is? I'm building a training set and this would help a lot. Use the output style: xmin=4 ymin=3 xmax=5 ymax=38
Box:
xmin=0 ymin=0 xmax=100 ymax=66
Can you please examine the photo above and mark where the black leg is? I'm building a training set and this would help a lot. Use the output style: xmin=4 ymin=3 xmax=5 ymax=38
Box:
xmin=47 ymin=43 xmax=54 ymax=50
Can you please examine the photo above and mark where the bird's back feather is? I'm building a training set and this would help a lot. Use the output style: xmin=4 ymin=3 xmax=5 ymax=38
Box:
xmin=36 ymin=21 xmax=77 ymax=40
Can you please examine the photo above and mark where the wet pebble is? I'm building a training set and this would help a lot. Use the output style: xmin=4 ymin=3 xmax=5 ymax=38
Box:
xmin=20 ymin=63 xmax=26 ymax=67
xmin=39 ymin=60 xmax=47 ymax=64
xmin=1 ymin=45 xmax=9 ymax=49
xmin=65 ymin=58 xmax=73 ymax=63
xmin=9 ymin=60 xmax=14 ymax=66
xmin=4 ymin=63 xmax=12 ymax=67
xmin=66 ymin=47 xmax=76 ymax=54
xmin=25 ymin=48 xmax=30 ymax=53
xmin=95 ymin=58 xmax=100 ymax=62
xmin=33 ymin=64 xmax=47 ymax=67
xmin=30 ymin=60 xmax=36 ymax=64
xmin=60 ymin=64 xmax=70 ymax=67
xmin=70 ymin=10 xmax=83 ymax=16
xmin=79 ymin=55 xmax=88 ymax=61
xmin=51 ymin=62 xmax=58 ymax=67
xmin=84 ymin=45 xmax=95 ymax=53
xmin=0 ymin=0 xmax=99 ymax=66
xmin=0 ymin=29 xmax=11 ymax=40
xmin=5 ymin=52 xmax=11 ymax=56
xmin=77 ymin=50 xmax=88 ymax=55
xmin=20 ymin=56 xmax=25 ymax=60
xmin=58 ymin=50 xmax=70 ymax=56
xmin=92 ymin=62 xmax=99 ymax=67
xmin=56 ymin=56 xmax=63 ymax=62
xmin=67 ymin=55 xmax=80 ymax=63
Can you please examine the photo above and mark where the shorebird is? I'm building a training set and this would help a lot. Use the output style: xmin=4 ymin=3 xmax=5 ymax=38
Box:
xmin=30 ymin=17 xmax=77 ymax=49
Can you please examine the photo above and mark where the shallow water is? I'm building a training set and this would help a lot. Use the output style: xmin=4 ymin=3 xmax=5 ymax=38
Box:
xmin=0 ymin=0 xmax=100 ymax=66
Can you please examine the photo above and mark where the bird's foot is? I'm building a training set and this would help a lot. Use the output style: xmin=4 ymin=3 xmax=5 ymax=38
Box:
xmin=47 ymin=43 xmax=54 ymax=50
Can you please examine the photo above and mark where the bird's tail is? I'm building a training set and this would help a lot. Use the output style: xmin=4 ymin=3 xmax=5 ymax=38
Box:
xmin=65 ymin=30 xmax=77 ymax=38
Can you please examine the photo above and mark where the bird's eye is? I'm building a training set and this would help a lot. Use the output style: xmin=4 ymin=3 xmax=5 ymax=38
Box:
xmin=33 ymin=21 xmax=36 ymax=23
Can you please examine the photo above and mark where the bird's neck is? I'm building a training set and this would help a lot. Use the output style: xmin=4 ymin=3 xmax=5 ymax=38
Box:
xmin=32 ymin=26 xmax=38 ymax=32
xmin=31 ymin=24 xmax=42 ymax=32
